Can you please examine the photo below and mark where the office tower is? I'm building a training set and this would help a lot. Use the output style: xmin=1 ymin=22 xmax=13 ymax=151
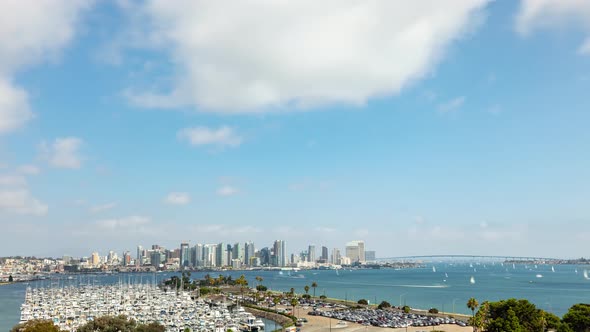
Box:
xmin=308 ymin=245 xmax=316 ymax=262
xmin=180 ymin=242 xmax=191 ymax=267
xmin=216 ymin=243 xmax=229 ymax=267
xmin=321 ymin=246 xmax=328 ymax=261
xmin=345 ymin=240 xmax=365 ymax=263
xmin=365 ymin=251 xmax=376 ymax=262
xmin=91 ymin=252 xmax=100 ymax=266
xmin=233 ymin=242 xmax=245 ymax=263
xmin=150 ymin=251 xmax=163 ymax=267
xmin=137 ymin=245 xmax=143 ymax=266
xmin=245 ymin=241 xmax=255 ymax=265
xmin=331 ymin=248 xmax=341 ymax=264
xmin=123 ymin=251 xmax=131 ymax=266
xmin=273 ymin=240 xmax=287 ymax=267
xmin=258 ymin=247 xmax=270 ymax=266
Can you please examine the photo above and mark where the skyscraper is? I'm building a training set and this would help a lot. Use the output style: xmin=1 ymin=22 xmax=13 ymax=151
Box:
xmin=308 ymin=245 xmax=316 ymax=263
xmin=345 ymin=240 xmax=365 ymax=263
xmin=273 ymin=240 xmax=287 ymax=267
xmin=136 ymin=245 xmax=143 ymax=266
xmin=245 ymin=241 xmax=255 ymax=265
xmin=321 ymin=246 xmax=328 ymax=262
xmin=331 ymin=248 xmax=341 ymax=264
xmin=180 ymin=242 xmax=190 ymax=267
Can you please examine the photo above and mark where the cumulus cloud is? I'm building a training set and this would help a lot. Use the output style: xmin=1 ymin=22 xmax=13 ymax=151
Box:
xmin=124 ymin=1 xmax=490 ymax=111
xmin=178 ymin=126 xmax=242 ymax=148
xmin=0 ymin=189 xmax=48 ymax=215
xmin=96 ymin=215 xmax=150 ymax=230
xmin=164 ymin=192 xmax=190 ymax=205
xmin=17 ymin=164 xmax=40 ymax=175
xmin=0 ymin=175 xmax=27 ymax=187
xmin=40 ymin=137 xmax=84 ymax=169
xmin=0 ymin=0 xmax=91 ymax=133
xmin=516 ymin=0 xmax=590 ymax=55
xmin=216 ymin=185 xmax=239 ymax=197
xmin=89 ymin=202 xmax=117 ymax=214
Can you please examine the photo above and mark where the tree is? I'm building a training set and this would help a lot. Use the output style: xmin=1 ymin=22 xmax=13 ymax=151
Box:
xmin=311 ymin=282 xmax=318 ymax=297
xmin=357 ymin=299 xmax=368 ymax=305
xmin=8 ymin=275 xmax=13 ymax=282
xmin=304 ymin=285 xmax=310 ymax=295
xmin=10 ymin=319 xmax=64 ymax=332
xmin=291 ymin=298 xmax=299 ymax=317
xmin=273 ymin=296 xmax=281 ymax=312
xmin=290 ymin=287 xmax=295 ymax=296
xmin=378 ymin=301 xmax=391 ymax=310
xmin=562 ymin=303 xmax=590 ymax=332
xmin=402 ymin=305 xmax=410 ymax=313
xmin=76 ymin=315 xmax=165 ymax=332
xmin=467 ymin=297 xmax=479 ymax=331
xmin=255 ymin=276 xmax=263 ymax=287
xmin=477 ymin=298 xmax=546 ymax=332
xmin=428 ymin=308 xmax=439 ymax=314
xmin=235 ymin=275 xmax=248 ymax=305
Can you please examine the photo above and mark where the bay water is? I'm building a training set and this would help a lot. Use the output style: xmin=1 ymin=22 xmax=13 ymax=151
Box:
xmin=2 ymin=263 xmax=589 ymax=331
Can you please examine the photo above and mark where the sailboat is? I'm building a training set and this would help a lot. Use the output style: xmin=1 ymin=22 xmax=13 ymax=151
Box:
xmin=335 ymin=269 xmax=339 ymax=276
xmin=470 ymin=276 xmax=475 ymax=284
xmin=551 ymin=266 xmax=555 ymax=273
xmin=575 ymin=268 xmax=578 ymax=274
xmin=445 ymin=273 xmax=448 ymax=278
xmin=513 ymin=263 xmax=516 ymax=269
xmin=432 ymin=266 xmax=436 ymax=273
xmin=583 ymin=270 xmax=589 ymax=280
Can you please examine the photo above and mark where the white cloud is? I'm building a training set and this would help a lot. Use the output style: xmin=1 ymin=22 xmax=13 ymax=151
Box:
xmin=164 ymin=192 xmax=190 ymax=205
xmin=0 ymin=80 xmax=33 ymax=134
xmin=41 ymin=137 xmax=83 ymax=169
xmin=516 ymin=0 xmax=590 ymax=55
xmin=0 ymin=175 xmax=27 ymax=187
xmin=0 ymin=189 xmax=48 ymax=215
xmin=125 ymin=1 xmax=490 ymax=111
xmin=17 ymin=164 xmax=40 ymax=175
xmin=178 ymin=126 xmax=242 ymax=147
xmin=96 ymin=215 xmax=150 ymax=230
xmin=437 ymin=96 xmax=466 ymax=113
xmin=89 ymin=202 xmax=117 ymax=214
xmin=216 ymin=185 xmax=239 ymax=197
xmin=0 ymin=1 xmax=91 ymax=133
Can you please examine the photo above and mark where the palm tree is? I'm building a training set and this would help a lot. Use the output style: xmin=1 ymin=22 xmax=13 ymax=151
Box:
xmin=290 ymin=287 xmax=295 ymax=296
xmin=255 ymin=276 xmax=263 ymax=287
xmin=291 ymin=298 xmax=299 ymax=318
xmin=304 ymin=285 xmax=310 ymax=296
xmin=311 ymin=282 xmax=318 ymax=298
xmin=236 ymin=275 xmax=248 ymax=305
xmin=467 ymin=297 xmax=479 ymax=331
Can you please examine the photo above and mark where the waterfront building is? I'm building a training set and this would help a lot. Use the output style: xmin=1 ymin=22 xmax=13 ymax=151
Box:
xmin=136 ymin=245 xmax=143 ymax=266
xmin=232 ymin=242 xmax=245 ymax=263
xmin=331 ymin=248 xmax=341 ymax=265
xmin=258 ymin=247 xmax=270 ymax=266
xmin=273 ymin=240 xmax=287 ymax=267
xmin=245 ymin=241 xmax=255 ymax=265
xmin=90 ymin=252 xmax=100 ymax=267
xmin=345 ymin=240 xmax=366 ymax=263
xmin=321 ymin=246 xmax=329 ymax=261
xmin=216 ymin=242 xmax=229 ymax=267
xmin=122 ymin=251 xmax=131 ymax=266
xmin=308 ymin=245 xmax=316 ymax=263
xmin=180 ymin=242 xmax=191 ymax=267
xmin=365 ymin=250 xmax=376 ymax=263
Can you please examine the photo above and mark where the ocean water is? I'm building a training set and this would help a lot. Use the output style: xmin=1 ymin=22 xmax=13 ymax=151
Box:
xmin=1 ymin=263 xmax=589 ymax=331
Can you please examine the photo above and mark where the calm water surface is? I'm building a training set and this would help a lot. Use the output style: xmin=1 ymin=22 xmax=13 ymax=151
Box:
xmin=1 ymin=263 xmax=589 ymax=331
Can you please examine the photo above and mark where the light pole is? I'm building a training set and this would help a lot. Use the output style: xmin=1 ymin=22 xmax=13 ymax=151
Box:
xmin=452 ymin=298 xmax=460 ymax=314
xmin=399 ymin=293 xmax=407 ymax=307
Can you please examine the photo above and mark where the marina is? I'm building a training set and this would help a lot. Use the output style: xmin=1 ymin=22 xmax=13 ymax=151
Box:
xmin=18 ymin=284 xmax=264 ymax=332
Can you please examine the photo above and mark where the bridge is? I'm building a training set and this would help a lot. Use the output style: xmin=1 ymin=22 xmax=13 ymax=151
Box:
xmin=376 ymin=254 xmax=563 ymax=262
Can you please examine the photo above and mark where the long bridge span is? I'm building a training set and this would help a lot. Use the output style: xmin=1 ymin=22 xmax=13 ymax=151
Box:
xmin=377 ymin=254 xmax=564 ymax=262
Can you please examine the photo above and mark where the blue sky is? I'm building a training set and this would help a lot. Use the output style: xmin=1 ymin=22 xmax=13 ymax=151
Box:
xmin=1 ymin=0 xmax=590 ymax=258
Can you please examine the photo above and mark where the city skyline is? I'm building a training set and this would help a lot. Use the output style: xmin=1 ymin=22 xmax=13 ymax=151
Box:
xmin=1 ymin=1 xmax=590 ymax=258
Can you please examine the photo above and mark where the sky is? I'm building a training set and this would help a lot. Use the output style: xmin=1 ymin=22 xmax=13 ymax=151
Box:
xmin=1 ymin=0 xmax=590 ymax=259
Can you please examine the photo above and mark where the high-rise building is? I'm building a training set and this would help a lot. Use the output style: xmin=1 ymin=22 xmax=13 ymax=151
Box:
xmin=273 ymin=240 xmax=287 ymax=267
xmin=258 ymin=247 xmax=270 ymax=266
xmin=136 ymin=245 xmax=143 ymax=266
xmin=365 ymin=250 xmax=376 ymax=262
xmin=151 ymin=251 xmax=163 ymax=268
xmin=308 ymin=245 xmax=316 ymax=263
xmin=321 ymin=246 xmax=328 ymax=262
xmin=91 ymin=252 xmax=100 ymax=267
xmin=345 ymin=240 xmax=365 ymax=263
xmin=330 ymin=248 xmax=341 ymax=264
xmin=233 ymin=243 xmax=245 ymax=263
xmin=245 ymin=241 xmax=255 ymax=265
xmin=216 ymin=243 xmax=229 ymax=267
xmin=123 ymin=251 xmax=131 ymax=266
xmin=180 ymin=242 xmax=190 ymax=267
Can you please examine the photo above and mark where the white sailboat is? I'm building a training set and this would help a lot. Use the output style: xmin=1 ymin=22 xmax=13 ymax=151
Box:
xmin=583 ymin=270 xmax=589 ymax=280
xmin=445 ymin=272 xmax=448 ymax=278
xmin=551 ymin=266 xmax=555 ymax=273
xmin=432 ymin=266 xmax=436 ymax=273
xmin=470 ymin=276 xmax=475 ymax=284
